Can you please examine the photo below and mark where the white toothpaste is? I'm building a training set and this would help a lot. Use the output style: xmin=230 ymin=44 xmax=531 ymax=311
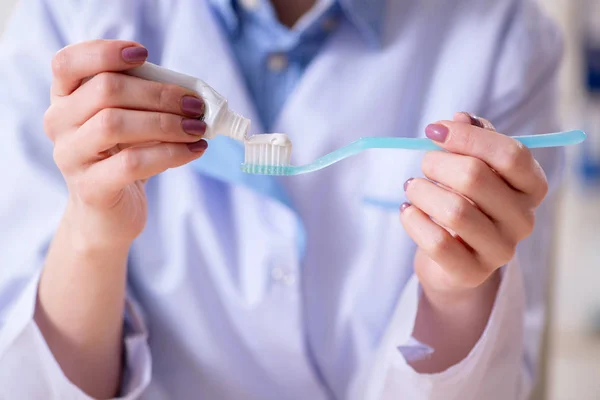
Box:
xmin=127 ymin=62 xmax=250 ymax=141
xmin=244 ymin=133 xmax=293 ymax=167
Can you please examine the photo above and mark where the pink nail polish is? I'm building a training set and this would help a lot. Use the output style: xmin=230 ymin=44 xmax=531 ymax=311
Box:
xmin=403 ymin=178 xmax=413 ymax=192
xmin=461 ymin=112 xmax=485 ymax=128
xmin=122 ymin=47 xmax=148 ymax=63
xmin=425 ymin=124 xmax=449 ymax=142
xmin=400 ymin=202 xmax=411 ymax=213
xmin=187 ymin=140 xmax=208 ymax=153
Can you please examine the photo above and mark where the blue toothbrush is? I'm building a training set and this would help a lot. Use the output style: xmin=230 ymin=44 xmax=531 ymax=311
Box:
xmin=240 ymin=130 xmax=587 ymax=176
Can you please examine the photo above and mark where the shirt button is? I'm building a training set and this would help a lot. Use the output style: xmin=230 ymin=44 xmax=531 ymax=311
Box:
xmin=271 ymin=267 xmax=284 ymax=281
xmin=282 ymin=272 xmax=296 ymax=287
xmin=267 ymin=53 xmax=289 ymax=72
xmin=321 ymin=17 xmax=338 ymax=32
xmin=271 ymin=267 xmax=297 ymax=286
xmin=239 ymin=0 xmax=260 ymax=10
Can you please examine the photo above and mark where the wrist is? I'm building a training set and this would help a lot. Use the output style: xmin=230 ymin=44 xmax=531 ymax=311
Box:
xmin=62 ymin=201 xmax=134 ymax=257
xmin=422 ymin=269 xmax=501 ymax=314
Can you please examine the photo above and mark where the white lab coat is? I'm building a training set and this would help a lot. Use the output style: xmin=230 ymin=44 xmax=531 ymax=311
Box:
xmin=0 ymin=0 xmax=563 ymax=399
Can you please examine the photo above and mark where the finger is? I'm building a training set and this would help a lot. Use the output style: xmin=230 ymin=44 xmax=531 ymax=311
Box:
xmin=54 ymin=73 xmax=204 ymax=128
xmin=425 ymin=120 xmax=547 ymax=201
xmin=453 ymin=112 xmax=496 ymax=131
xmin=83 ymin=141 xmax=208 ymax=200
xmin=404 ymin=178 xmax=514 ymax=267
xmin=421 ymin=151 xmax=534 ymax=240
xmin=399 ymin=203 xmax=488 ymax=288
xmin=51 ymin=40 xmax=148 ymax=97
xmin=56 ymin=109 xmax=207 ymax=167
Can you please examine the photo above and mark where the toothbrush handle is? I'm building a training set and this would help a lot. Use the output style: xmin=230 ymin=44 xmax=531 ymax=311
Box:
xmin=361 ymin=130 xmax=586 ymax=151
xmin=512 ymin=130 xmax=586 ymax=148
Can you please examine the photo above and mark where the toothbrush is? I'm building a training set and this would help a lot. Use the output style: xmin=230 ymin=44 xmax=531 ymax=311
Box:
xmin=241 ymin=130 xmax=587 ymax=176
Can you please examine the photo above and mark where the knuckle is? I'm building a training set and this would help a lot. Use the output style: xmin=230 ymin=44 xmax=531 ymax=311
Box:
xmin=521 ymin=210 xmax=536 ymax=238
xmin=157 ymin=113 xmax=176 ymax=136
xmin=496 ymin=240 xmax=517 ymax=266
xmin=119 ymin=149 xmax=140 ymax=177
xmin=460 ymin=157 xmax=486 ymax=192
xmin=499 ymin=141 xmax=530 ymax=171
xmin=163 ymin=143 xmax=178 ymax=162
xmin=96 ymin=108 xmax=123 ymax=139
xmin=95 ymin=73 xmax=123 ymax=103
xmin=534 ymin=161 xmax=549 ymax=200
xmin=154 ymin=83 xmax=177 ymax=111
xmin=426 ymin=231 xmax=454 ymax=257
xmin=52 ymin=145 xmax=67 ymax=171
xmin=539 ymin=176 xmax=549 ymax=199
xmin=444 ymin=196 xmax=471 ymax=228
xmin=454 ymin=127 xmax=477 ymax=152
xmin=43 ymin=108 xmax=57 ymax=141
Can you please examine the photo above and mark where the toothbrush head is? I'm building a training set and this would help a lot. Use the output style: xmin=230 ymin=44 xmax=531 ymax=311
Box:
xmin=241 ymin=133 xmax=294 ymax=175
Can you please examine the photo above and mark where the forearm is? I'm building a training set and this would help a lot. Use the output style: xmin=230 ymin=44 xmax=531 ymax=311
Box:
xmin=35 ymin=204 xmax=131 ymax=399
xmin=410 ymin=269 xmax=501 ymax=374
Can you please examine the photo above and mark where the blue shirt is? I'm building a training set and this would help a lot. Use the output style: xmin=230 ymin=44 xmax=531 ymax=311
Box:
xmin=210 ymin=0 xmax=385 ymax=130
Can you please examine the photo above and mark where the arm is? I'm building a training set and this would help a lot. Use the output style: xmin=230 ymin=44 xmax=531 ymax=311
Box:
xmin=35 ymin=213 xmax=131 ymax=398
xmin=0 ymin=1 xmax=208 ymax=398
xmin=38 ymin=39 xmax=207 ymax=398
xmin=360 ymin=0 xmax=563 ymax=398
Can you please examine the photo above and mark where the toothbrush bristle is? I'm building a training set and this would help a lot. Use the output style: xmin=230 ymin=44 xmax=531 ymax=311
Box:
xmin=243 ymin=133 xmax=292 ymax=175
xmin=241 ymin=164 xmax=291 ymax=175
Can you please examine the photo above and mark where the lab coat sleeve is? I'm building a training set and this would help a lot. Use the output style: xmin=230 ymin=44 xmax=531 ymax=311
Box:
xmin=0 ymin=0 xmax=151 ymax=398
xmin=374 ymin=1 xmax=564 ymax=399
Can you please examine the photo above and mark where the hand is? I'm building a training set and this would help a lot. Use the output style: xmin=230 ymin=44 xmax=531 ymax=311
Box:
xmin=44 ymin=40 xmax=208 ymax=249
xmin=400 ymin=112 xmax=548 ymax=373
xmin=401 ymin=112 xmax=548 ymax=303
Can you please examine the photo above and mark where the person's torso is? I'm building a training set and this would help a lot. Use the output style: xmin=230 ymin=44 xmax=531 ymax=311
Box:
xmin=65 ymin=1 xmax=516 ymax=398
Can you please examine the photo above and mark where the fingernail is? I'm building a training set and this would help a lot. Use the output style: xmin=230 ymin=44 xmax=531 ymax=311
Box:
xmin=181 ymin=96 xmax=205 ymax=117
xmin=122 ymin=47 xmax=148 ymax=63
xmin=187 ymin=140 xmax=208 ymax=153
xmin=182 ymin=119 xmax=207 ymax=136
xmin=403 ymin=178 xmax=413 ymax=192
xmin=425 ymin=124 xmax=449 ymax=143
xmin=400 ymin=202 xmax=411 ymax=213
xmin=461 ymin=112 xmax=485 ymax=128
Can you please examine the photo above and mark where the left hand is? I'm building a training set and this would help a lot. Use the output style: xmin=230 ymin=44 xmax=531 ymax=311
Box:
xmin=400 ymin=112 xmax=549 ymax=304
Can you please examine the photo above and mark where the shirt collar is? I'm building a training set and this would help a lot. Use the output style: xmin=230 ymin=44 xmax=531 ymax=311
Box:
xmin=208 ymin=0 xmax=386 ymax=47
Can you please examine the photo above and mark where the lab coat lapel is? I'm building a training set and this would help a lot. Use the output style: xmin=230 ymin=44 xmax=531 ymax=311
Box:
xmin=158 ymin=0 xmax=294 ymax=209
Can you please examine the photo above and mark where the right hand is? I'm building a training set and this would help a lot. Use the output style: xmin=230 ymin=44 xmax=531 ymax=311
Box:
xmin=44 ymin=40 xmax=208 ymax=249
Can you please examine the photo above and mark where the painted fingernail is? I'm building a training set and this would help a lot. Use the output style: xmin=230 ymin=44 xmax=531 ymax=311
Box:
xmin=461 ymin=112 xmax=485 ymax=128
xmin=403 ymin=178 xmax=413 ymax=191
xmin=425 ymin=124 xmax=449 ymax=142
xmin=181 ymin=96 xmax=205 ymax=117
xmin=122 ymin=47 xmax=148 ymax=63
xmin=187 ymin=140 xmax=208 ymax=153
xmin=400 ymin=202 xmax=411 ymax=213
xmin=182 ymin=119 xmax=207 ymax=136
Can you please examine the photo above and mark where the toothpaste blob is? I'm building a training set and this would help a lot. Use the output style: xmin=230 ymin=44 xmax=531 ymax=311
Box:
xmin=127 ymin=63 xmax=250 ymax=141
xmin=244 ymin=133 xmax=292 ymax=166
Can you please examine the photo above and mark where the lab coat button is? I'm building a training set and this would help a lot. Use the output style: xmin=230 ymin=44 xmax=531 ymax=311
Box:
xmin=268 ymin=53 xmax=288 ymax=72
xmin=282 ymin=272 xmax=296 ymax=286
xmin=271 ymin=267 xmax=284 ymax=281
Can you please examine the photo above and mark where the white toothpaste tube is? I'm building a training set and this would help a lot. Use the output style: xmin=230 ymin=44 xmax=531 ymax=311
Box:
xmin=127 ymin=62 xmax=250 ymax=141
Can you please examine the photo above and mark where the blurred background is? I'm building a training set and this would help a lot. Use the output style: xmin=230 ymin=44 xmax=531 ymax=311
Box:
xmin=0 ymin=0 xmax=598 ymax=399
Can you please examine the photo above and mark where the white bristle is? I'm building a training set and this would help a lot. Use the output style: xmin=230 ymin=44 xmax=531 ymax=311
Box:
xmin=243 ymin=133 xmax=293 ymax=166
